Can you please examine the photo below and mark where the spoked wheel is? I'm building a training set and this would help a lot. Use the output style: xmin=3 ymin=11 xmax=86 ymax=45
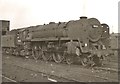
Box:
xmin=20 ymin=50 xmax=25 ymax=56
xmin=15 ymin=51 xmax=20 ymax=56
xmin=13 ymin=49 xmax=16 ymax=55
xmin=66 ymin=55 xmax=74 ymax=65
xmin=14 ymin=48 xmax=20 ymax=56
xmin=81 ymin=56 xmax=89 ymax=67
xmin=6 ymin=48 xmax=9 ymax=54
xmin=42 ymin=51 xmax=51 ymax=61
xmin=3 ymin=48 xmax=6 ymax=54
xmin=7 ymin=48 xmax=11 ymax=55
xmin=53 ymin=52 xmax=64 ymax=63
xmin=32 ymin=46 xmax=41 ymax=60
xmin=9 ymin=48 xmax=13 ymax=55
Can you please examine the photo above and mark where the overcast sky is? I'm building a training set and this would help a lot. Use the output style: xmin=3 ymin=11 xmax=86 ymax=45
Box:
xmin=0 ymin=0 xmax=119 ymax=33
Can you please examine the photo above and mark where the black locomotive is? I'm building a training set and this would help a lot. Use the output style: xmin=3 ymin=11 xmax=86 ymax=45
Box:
xmin=1 ymin=17 xmax=110 ymax=66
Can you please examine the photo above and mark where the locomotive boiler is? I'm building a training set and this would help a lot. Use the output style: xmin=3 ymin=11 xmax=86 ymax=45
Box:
xmin=2 ymin=16 xmax=110 ymax=66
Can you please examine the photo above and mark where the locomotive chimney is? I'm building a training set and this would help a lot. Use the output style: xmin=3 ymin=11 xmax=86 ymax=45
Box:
xmin=80 ymin=16 xmax=87 ymax=19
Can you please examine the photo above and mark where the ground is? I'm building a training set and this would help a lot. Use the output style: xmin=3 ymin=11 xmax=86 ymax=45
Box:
xmin=2 ymin=54 xmax=119 ymax=82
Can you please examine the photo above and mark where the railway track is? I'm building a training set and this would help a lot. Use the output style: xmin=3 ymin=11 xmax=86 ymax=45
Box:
xmin=3 ymin=53 xmax=118 ymax=72
xmin=3 ymin=62 xmax=118 ymax=82
xmin=1 ymin=75 xmax=17 ymax=82
xmin=93 ymin=66 xmax=118 ymax=73
xmin=2 ymin=62 xmax=77 ymax=82
xmin=2 ymin=54 xmax=118 ymax=82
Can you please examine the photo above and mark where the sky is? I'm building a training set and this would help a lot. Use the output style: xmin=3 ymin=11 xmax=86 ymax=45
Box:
xmin=0 ymin=0 xmax=119 ymax=33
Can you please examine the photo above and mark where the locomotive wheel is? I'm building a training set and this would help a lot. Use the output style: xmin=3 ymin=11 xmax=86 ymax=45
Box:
xmin=13 ymin=48 xmax=17 ymax=56
xmin=66 ymin=55 xmax=74 ymax=65
xmin=81 ymin=56 xmax=89 ymax=66
xmin=13 ymin=48 xmax=19 ymax=56
xmin=42 ymin=51 xmax=51 ymax=61
xmin=2 ymin=48 xmax=5 ymax=54
xmin=33 ymin=50 xmax=40 ymax=60
xmin=9 ymin=48 xmax=13 ymax=55
xmin=53 ymin=53 xmax=64 ymax=63
xmin=15 ymin=51 xmax=19 ymax=56
xmin=6 ymin=48 xmax=9 ymax=54
xmin=12 ymin=49 xmax=15 ymax=55
xmin=32 ymin=46 xmax=41 ymax=60
xmin=20 ymin=50 xmax=25 ymax=56
xmin=7 ymin=48 xmax=10 ymax=54
xmin=4 ymin=48 xmax=7 ymax=54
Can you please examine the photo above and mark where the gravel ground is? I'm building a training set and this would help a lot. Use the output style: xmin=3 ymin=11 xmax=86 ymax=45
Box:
xmin=2 ymin=54 xmax=119 ymax=82
xmin=2 ymin=63 xmax=74 ymax=82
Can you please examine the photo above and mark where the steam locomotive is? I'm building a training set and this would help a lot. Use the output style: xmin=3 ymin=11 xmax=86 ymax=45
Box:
xmin=1 ymin=17 xmax=110 ymax=66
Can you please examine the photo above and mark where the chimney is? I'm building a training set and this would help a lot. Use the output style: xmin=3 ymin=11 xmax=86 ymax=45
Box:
xmin=80 ymin=16 xmax=87 ymax=19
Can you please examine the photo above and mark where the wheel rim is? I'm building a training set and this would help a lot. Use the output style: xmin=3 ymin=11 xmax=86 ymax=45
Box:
xmin=32 ymin=50 xmax=40 ymax=60
xmin=8 ymin=48 xmax=11 ymax=54
xmin=53 ymin=53 xmax=63 ymax=63
xmin=15 ymin=51 xmax=19 ymax=56
xmin=6 ymin=49 xmax=9 ymax=54
xmin=2 ymin=48 xmax=6 ymax=54
xmin=14 ymin=49 xmax=19 ymax=56
xmin=42 ymin=51 xmax=50 ymax=61
xmin=9 ymin=48 xmax=13 ymax=55
xmin=32 ymin=46 xmax=41 ymax=60
xmin=81 ymin=57 xmax=89 ymax=66
xmin=66 ymin=55 xmax=73 ymax=64
xmin=20 ymin=50 xmax=25 ymax=56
